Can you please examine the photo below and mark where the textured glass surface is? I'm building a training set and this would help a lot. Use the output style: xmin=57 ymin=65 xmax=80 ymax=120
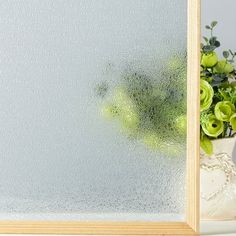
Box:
xmin=0 ymin=0 xmax=187 ymax=221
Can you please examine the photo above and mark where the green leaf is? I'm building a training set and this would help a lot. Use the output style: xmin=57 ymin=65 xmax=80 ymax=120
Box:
xmin=211 ymin=21 xmax=218 ymax=28
xmin=214 ymin=40 xmax=220 ymax=48
xmin=203 ymin=36 xmax=208 ymax=43
xmin=209 ymin=37 xmax=216 ymax=46
xmin=200 ymin=134 xmax=213 ymax=155
xmin=229 ymin=49 xmax=234 ymax=56
xmin=212 ymin=74 xmax=223 ymax=81
xmin=230 ymin=114 xmax=236 ymax=131
xmin=205 ymin=25 xmax=211 ymax=30
xmin=202 ymin=45 xmax=216 ymax=52
xmin=223 ymin=51 xmax=230 ymax=59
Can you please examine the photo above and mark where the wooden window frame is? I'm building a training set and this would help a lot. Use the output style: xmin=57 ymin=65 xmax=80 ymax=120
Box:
xmin=0 ymin=0 xmax=200 ymax=234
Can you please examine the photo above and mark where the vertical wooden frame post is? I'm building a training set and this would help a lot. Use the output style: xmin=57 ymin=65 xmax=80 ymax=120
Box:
xmin=186 ymin=0 xmax=201 ymax=234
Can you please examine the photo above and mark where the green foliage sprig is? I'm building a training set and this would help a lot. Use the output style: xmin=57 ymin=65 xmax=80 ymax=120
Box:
xmin=200 ymin=21 xmax=236 ymax=155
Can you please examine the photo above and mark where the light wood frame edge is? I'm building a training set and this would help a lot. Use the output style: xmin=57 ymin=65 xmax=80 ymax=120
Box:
xmin=0 ymin=0 xmax=200 ymax=234
xmin=0 ymin=222 xmax=197 ymax=235
xmin=186 ymin=0 xmax=200 ymax=234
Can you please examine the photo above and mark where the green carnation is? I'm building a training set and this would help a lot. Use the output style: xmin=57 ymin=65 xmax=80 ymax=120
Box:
xmin=201 ymin=113 xmax=224 ymax=137
xmin=213 ymin=59 xmax=234 ymax=74
xmin=230 ymin=113 xmax=236 ymax=131
xmin=214 ymin=101 xmax=235 ymax=121
xmin=200 ymin=79 xmax=214 ymax=111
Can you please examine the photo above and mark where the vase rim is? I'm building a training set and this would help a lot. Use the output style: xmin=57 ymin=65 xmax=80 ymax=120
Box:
xmin=211 ymin=136 xmax=236 ymax=141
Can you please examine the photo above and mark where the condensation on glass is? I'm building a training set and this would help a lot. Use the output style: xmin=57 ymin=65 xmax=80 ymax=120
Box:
xmin=0 ymin=0 xmax=187 ymax=221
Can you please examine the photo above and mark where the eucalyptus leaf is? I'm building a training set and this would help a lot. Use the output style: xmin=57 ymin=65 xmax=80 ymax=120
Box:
xmin=201 ymin=69 xmax=212 ymax=77
xmin=211 ymin=81 xmax=222 ymax=87
xmin=223 ymin=51 xmax=230 ymax=58
xmin=229 ymin=49 xmax=234 ymax=55
xmin=203 ymin=37 xmax=208 ymax=43
xmin=205 ymin=25 xmax=211 ymax=30
xmin=209 ymin=37 xmax=216 ymax=46
xmin=211 ymin=21 xmax=218 ymax=28
xmin=212 ymin=74 xmax=223 ymax=81
xmin=202 ymin=45 xmax=216 ymax=52
xmin=214 ymin=40 xmax=220 ymax=47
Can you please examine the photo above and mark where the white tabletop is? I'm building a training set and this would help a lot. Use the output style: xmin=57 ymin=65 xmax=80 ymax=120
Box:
xmin=201 ymin=221 xmax=236 ymax=236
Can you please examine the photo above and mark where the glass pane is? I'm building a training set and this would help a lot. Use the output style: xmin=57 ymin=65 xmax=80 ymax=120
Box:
xmin=0 ymin=0 xmax=187 ymax=221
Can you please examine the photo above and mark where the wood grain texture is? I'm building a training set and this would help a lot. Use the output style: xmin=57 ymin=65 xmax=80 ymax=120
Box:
xmin=0 ymin=221 xmax=197 ymax=235
xmin=0 ymin=0 xmax=200 ymax=234
xmin=186 ymin=0 xmax=201 ymax=234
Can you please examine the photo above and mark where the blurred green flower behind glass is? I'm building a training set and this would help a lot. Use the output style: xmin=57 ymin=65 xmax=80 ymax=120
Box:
xmin=95 ymin=53 xmax=187 ymax=157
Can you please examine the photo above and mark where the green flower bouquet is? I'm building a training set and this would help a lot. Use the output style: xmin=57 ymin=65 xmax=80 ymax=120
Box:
xmin=200 ymin=21 xmax=236 ymax=155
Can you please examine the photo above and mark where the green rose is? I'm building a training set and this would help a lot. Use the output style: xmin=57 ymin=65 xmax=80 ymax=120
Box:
xmin=213 ymin=59 xmax=234 ymax=74
xmin=214 ymin=101 xmax=235 ymax=121
xmin=201 ymin=52 xmax=218 ymax=68
xmin=201 ymin=114 xmax=224 ymax=137
xmin=200 ymin=79 xmax=214 ymax=111
xmin=230 ymin=113 xmax=236 ymax=131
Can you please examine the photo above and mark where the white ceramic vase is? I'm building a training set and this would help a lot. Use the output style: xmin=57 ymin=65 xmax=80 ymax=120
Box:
xmin=200 ymin=136 xmax=236 ymax=220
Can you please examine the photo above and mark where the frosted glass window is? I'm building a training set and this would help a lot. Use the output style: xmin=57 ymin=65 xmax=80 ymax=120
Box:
xmin=0 ymin=0 xmax=187 ymax=221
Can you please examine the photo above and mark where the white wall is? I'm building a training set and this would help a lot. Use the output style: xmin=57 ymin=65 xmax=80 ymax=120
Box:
xmin=202 ymin=0 xmax=236 ymax=54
